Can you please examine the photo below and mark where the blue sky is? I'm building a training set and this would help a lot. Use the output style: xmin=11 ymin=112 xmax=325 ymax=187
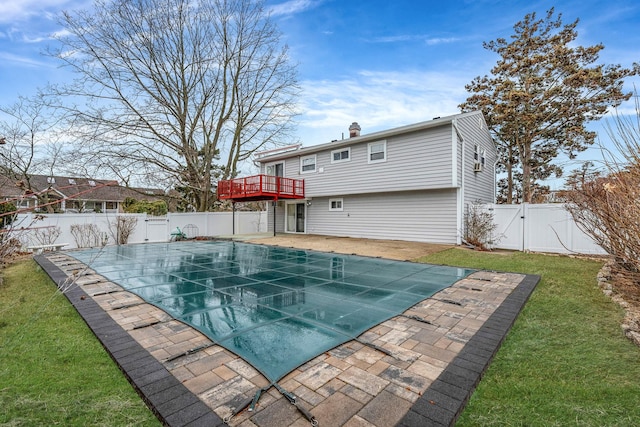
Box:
xmin=1 ymin=0 xmax=639 ymax=185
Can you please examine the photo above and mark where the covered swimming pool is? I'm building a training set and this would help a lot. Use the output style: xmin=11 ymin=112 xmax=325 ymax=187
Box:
xmin=69 ymin=241 xmax=475 ymax=383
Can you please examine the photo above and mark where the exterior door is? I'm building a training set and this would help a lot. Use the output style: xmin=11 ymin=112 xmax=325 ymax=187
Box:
xmin=266 ymin=162 xmax=284 ymax=177
xmin=286 ymin=202 xmax=305 ymax=233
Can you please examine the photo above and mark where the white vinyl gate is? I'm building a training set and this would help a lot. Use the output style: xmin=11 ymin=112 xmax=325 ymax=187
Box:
xmin=489 ymin=203 xmax=606 ymax=255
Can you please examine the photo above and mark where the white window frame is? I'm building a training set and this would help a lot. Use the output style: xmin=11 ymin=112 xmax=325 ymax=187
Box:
xmin=331 ymin=147 xmax=351 ymax=164
xmin=17 ymin=197 xmax=31 ymax=209
xmin=473 ymin=144 xmax=480 ymax=163
xmin=329 ymin=198 xmax=343 ymax=211
xmin=300 ymin=155 xmax=316 ymax=174
xmin=368 ymin=140 xmax=387 ymax=164
xmin=480 ymin=148 xmax=486 ymax=167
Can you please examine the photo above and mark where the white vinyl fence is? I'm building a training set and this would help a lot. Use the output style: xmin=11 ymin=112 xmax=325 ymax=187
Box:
xmin=489 ymin=203 xmax=606 ymax=255
xmin=11 ymin=204 xmax=606 ymax=255
xmin=13 ymin=211 xmax=268 ymax=250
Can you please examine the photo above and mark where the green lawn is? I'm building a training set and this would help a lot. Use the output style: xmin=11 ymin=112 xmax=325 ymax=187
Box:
xmin=0 ymin=259 xmax=160 ymax=426
xmin=419 ymin=249 xmax=640 ymax=427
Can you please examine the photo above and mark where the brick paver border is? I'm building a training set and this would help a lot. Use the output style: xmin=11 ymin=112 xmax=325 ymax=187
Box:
xmin=398 ymin=274 xmax=539 ymax=426
xmin=35 ymin=253 xmax=539 ymax=427
xmin=35 ymin=255 xmax=225 ymax=426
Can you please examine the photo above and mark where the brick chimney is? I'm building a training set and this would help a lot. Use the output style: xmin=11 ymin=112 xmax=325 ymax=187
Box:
xmin=348 ymin=122 xmax=361 ymax=138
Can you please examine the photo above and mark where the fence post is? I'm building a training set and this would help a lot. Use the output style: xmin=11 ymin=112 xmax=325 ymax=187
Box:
xmin=521 ymin=203 xmax=528 ymax=252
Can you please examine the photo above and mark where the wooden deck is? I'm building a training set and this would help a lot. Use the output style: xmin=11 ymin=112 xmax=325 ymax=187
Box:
xmin=217 ymin=174 xmax=304 ymax=202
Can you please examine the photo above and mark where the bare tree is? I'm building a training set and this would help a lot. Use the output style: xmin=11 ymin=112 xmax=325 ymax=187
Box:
xmin=563 ymin=96 xmax=640 ymax=273
xmin=0 ymin=95 xmax=66 ymax=212
xmin=50 ymin=0 xmax=299 ymax=211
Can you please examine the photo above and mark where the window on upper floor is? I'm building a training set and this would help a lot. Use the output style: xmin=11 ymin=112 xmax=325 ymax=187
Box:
xmin=300 ymin=155 xmax=316 ymax=173
xmin=329 ymin=198 xmax=343 ymax=211
xmin=331 ymin=148 xmax=351 ymax=163
xmin=368 ymin=141 xmax=387 ymax=163
xmin=474 ymin=144 xmax=480 ymax=162
xmin=481 ymin=148 xmax=486 ymax=167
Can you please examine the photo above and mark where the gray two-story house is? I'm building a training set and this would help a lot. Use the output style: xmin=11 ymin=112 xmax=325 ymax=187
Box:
xmin=249 ymin=110 xmax=495 ymax=245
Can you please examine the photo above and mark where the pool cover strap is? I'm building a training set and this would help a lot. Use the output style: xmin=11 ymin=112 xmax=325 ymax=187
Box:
xmin=273 ymin=383 xmax=318 ymax=426
xmin=224 ymin=382 xmax=317 ymax=426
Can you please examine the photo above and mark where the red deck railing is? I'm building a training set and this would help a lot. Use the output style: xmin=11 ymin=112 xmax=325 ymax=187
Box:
xmin=217 ymin=174 xmax=305 ymax=201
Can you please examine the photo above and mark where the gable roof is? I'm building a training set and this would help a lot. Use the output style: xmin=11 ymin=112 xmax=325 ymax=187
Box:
xmin=257 ymin=110 xmax=487 ymax=162
xmin=0 ymin=174 xmax=164 ymax=202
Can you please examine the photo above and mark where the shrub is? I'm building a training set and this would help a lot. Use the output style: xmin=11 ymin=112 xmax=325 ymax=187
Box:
xmin=463 ymin=201 xmax=500 ymax=250
xmin=70 ymin=223 xmax=104 ymax=248
xmin=123 ymin=197 xmax=167 ymax=216
xmin=109 ymin=216 xmax=138 ymax=245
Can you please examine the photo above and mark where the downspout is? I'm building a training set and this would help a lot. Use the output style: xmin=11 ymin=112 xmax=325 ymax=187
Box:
xmin=452 ymin=119 xmax=464 ymax=245
xmin=272 ymin=199 xmax=277 ymax=237
xmin=493 ymin=155 xmax=499 ymax=204
xmin=232 ymin=202 xmax=235 ymax=235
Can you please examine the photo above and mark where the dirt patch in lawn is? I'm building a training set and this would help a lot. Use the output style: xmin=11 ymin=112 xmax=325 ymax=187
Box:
xmin=246 ymin=234 xmax=453 ymax=261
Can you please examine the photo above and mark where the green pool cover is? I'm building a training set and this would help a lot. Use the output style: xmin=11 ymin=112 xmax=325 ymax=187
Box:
xmin=70 ymin=241 xmax=474 ymax=382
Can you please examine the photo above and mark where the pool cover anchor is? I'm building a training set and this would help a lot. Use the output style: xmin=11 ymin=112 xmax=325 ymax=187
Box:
xmin=273 ymin=383 xmax=318 ymax=426
xmin=223 ymin=383 xmax=318 ymax=426
xmin=163 ymin=343 xmax=216 ymax=363
xmin=400 ymin=313 xmax=439 ymax=327
xmin=222 ymin=387 xmax=270 ymax=424
xmin=223 ymin=394 xmax=256 ymax=425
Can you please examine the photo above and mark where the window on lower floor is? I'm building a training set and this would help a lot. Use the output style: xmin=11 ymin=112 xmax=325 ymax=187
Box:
xmin=329 ymin=198 xmax=343 ymax=211
xmin=16 ymin=198 xmax=31 ymax=209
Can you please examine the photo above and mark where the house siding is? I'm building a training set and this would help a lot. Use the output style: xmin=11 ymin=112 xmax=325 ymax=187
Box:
xmin=455 ymin=114 xmax=496 ymax=205
xmin=258 ymin=111 xmax=495 ymax=245
xmin=267 ymin=125 xmax=455 ymax=197
xmin=303 ymin=190 xmax=458 ymax=244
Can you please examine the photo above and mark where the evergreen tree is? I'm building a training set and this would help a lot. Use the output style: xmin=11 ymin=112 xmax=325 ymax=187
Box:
xmin=461 ymin=8 xmax=638 ymax=203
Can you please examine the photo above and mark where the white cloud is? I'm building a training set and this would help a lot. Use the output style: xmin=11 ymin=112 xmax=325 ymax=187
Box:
xmin=295 ymin=69 xmax=470 ymax=145
xmin=368 ymin=34 xmax=460 ymax=45
xmin=0 ymin=52 xmax=51 ymax=68
xmin=267 ymin=0 xmax=322 ymax=17
xmin=0 ymin=0 xmax=77 ymax=24
xmin=425 ymin=37 xmax=459 ymax=46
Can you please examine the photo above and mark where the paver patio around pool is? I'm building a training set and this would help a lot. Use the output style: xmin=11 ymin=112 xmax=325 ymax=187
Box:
xmin=35 ymin=241 xmax=538 ymax=427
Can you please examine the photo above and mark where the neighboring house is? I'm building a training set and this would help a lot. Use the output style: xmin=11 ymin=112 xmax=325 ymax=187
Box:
xmin=254 ymin=111 xmax=496 ymax=244
xmin=0 ymin=174 xmax=165 ymax=213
